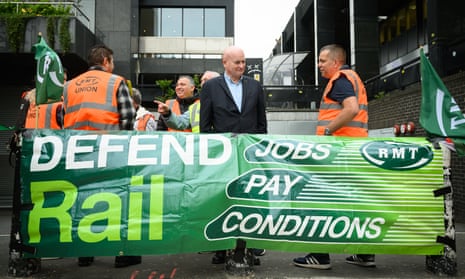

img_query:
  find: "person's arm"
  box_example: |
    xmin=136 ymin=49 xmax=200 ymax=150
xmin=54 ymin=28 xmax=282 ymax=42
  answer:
xmin=117 ymin=81 xmax=136 ymax=131
xmin=164 ymin=110 xmax=191 ymax=130
xmin=154 ymin=100 xmax=191 ymax=130
xmin=154 ymin=100 xmax=169 ymax=131
xmin=156 ymin=115 xmax=168 ymax=131
xmin=325 ymin=77 xmax=359 ymax=134
xmin=326 ymin=96 xmax=359 ymax=133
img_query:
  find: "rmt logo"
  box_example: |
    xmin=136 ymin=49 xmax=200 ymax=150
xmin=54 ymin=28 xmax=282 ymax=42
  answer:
xmin=360 ymin=141 xmax=433 ymax=171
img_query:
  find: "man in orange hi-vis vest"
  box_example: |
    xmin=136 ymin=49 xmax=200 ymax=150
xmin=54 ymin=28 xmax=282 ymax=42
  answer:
xmin=23 ymin=88 xmax=63 ymax=130
xmin=62 ymin=44 xmax=139 ymax=269
xmin=293 ymin=44 xmax=371 ymax=270
xmin=63 ymin=45 xmax=135 ymax=131
xmin=156 ymin=75 xmax=199 ymax=132
xmin=314 ymin=44 xmax=368 ymax=137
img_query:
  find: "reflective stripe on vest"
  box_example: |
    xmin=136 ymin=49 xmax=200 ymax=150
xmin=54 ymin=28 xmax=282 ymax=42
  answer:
xmin=189 ymin=102 xmax=200 ymax=133
xmin=24 ymin=102 xmax=62 ymax=129
xmin=316 ymin=69 xmax=368 ymax=137
xmin=63 ymin=70 xmax=120 ymax=130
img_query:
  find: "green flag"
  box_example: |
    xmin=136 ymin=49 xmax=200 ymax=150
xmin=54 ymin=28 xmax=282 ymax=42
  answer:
xmin=419 ymin=48 xmax=465 ymax=156
xmin=0 ymin=124 xmax=14 ymax=131
xmin=33 ymin=36 xmax=64 ymax=105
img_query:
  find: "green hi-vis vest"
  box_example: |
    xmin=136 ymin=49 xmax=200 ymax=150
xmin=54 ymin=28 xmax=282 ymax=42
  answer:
xmin=189 ymin=102 xmax=200 ymax=133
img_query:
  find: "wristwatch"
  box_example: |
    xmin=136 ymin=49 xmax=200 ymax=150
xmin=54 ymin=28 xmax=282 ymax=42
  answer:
xmin=324 ymin=127 xmax=332 ymax=136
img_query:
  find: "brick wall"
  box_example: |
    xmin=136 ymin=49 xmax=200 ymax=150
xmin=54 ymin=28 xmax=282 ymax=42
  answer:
xmin=368 ymin=71 xmax=465 ymax=222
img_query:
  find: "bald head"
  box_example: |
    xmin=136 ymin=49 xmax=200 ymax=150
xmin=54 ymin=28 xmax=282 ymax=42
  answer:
xmin=222 ymin=46 xmax=246 ymax=82
xmin=222 ymin=46 xmax=244 ymax=60
xmin=201 ymin=71 xmax=220 ymax=87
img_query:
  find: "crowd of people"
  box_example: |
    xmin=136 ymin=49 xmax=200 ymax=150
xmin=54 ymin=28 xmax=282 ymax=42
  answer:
xmin=17 ymin=43 xmax=370 ymax=274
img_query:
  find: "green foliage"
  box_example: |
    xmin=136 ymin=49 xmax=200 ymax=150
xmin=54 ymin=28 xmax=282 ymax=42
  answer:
xmin=193 ymin=74 xmax=201 ymax=90
xmin=0 ymin=1 xmax=71 ymax=16
xmin=0 ymin=3 xmax=17 ymax=14
xmin=374 ymin=91 xmax=385 ymax=100
xmin=155 ymin=80 xmax=175 ymax=102
xmin=2 ymin=15 xmax=28 ymax=52
xmin=0 ymin=1 xmax=72 ymax=52
xmin=47 ymin=17 xmax=56 ymax=48
xmin=59 ymin=17 xmax=71 ymax=53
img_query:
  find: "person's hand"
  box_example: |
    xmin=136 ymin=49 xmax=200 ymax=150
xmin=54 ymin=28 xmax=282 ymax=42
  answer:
xmin=154 ymin=100 xmax=170 ymax=116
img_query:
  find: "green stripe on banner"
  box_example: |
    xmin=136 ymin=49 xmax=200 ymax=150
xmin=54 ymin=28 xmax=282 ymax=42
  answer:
xmin=19 ymin=130 xmax=445 ymax=258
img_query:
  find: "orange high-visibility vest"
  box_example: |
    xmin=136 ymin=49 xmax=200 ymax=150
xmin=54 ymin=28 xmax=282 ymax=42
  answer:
xmin=24 ymin=102 xmax=62 ymax=129
xmin=166 ymin=99 xmax=199 ymax=132
xmin=63 ymin=70 xmax=122 ymax=130
xmin=136 ymin=113 xmax=155 ymax=131
xmin=316 ymin=69 xmax=368 ymax=137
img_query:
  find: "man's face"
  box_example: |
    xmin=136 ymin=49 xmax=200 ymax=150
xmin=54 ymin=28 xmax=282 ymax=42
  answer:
xmin=103 ymin=55 xmax=114 ymax=73
xmin=200 ymin=72 xmax=217 ymax=87
xmin=175 ymin=77 xmax=195 ymax=99
xmin=200 ymin=74 xmax=210 ymax=87
xmin=223 ymin=51 xmax=245 ymax=81
xmin=318 ymin=50 xmax=337 ymax=79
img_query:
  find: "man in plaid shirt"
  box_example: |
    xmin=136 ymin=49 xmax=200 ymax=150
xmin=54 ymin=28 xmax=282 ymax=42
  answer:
xmin=62 ymin=45 xmax=138 ymax=268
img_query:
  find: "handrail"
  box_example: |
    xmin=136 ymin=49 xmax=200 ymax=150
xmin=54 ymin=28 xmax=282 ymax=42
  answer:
xmin=364 ymin=57 xmax=421 ymax=85
xmin=364 ymin=46 xmax=428 ymax=85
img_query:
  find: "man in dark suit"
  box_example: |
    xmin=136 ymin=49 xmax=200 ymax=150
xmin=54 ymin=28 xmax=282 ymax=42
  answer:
xmin=200 ymin=46 xmax=267 ymax=273
xmin=200 ymin=46 xmax=267 ymax=134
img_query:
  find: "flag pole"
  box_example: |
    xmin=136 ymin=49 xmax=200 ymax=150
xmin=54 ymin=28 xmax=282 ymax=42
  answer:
xmin=420 ymin=45 xmax=463 ymax=275
xmin=34 ymin=32 xmax=42 ymax=129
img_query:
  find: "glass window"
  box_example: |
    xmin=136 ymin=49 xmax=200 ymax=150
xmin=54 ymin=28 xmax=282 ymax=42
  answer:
xmin=205 ymin=9 xmax=225 ymax=37
xmin=140 ymin=8 xmax=154 ymax=36
xmin=140 ymin=7 xmax=225 ymax=37
xmin=162 ymin=8 xmax=182 ymax=37
xmin=154 ymin=8 xmax=162 ymax=36
xmin=184 ymin=8 xmax=204 ymax=37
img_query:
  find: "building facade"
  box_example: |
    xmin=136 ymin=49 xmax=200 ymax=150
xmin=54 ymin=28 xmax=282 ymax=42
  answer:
xmin=269 ymin=0 xmax=465 ymax=98
xmin=135 ymin=0 xmax=235 ymax=101
xmin=268 ymin=0 xmax=465 ymax=220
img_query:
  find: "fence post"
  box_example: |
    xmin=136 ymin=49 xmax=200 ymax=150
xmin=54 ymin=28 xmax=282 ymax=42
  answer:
xmin=8 ymin=133 xmax=40 ymax=277
xmin=425 ymin=142 xmax=457 ymax=276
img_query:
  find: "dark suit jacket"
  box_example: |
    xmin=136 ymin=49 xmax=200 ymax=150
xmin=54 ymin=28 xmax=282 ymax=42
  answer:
xmin=200 ymin=74 xmax=267 ymax=134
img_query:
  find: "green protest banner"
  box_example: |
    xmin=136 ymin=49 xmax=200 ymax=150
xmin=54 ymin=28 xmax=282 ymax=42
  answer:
xmin=19 ymin=130 xmax=445 ymax=258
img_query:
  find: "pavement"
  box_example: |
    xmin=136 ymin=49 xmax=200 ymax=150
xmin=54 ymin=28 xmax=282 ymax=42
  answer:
xmin=0 ymin=209 xmax=464 ymax=279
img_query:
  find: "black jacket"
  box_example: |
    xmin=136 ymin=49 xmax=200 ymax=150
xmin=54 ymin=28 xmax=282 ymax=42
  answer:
xmin=200 ymin=75 xmax=267 ymax=134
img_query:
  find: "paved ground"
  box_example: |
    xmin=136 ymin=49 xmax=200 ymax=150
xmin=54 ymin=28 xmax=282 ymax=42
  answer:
xmin=0 ymin=209 xmax=464 ymax=279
